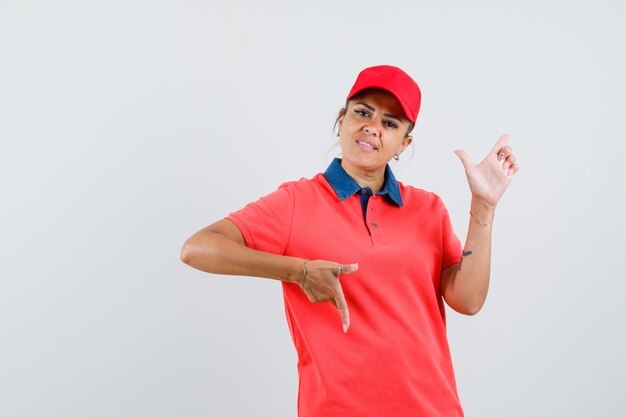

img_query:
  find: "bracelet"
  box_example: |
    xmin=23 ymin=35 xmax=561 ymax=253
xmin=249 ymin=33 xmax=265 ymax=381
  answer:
xmin=470 ymin=210 xmax=494 ymax=226
xmin=301 ymin=259 xmax=309 ymax=288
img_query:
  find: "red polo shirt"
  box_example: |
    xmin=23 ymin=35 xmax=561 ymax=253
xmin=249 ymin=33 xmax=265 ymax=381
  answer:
xmin=227 ymin=160 xmax=464 ymax=417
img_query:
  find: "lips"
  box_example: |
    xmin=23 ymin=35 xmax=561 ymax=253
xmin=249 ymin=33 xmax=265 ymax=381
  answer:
xmin=356 ymin=139 xmax=378 ymax=152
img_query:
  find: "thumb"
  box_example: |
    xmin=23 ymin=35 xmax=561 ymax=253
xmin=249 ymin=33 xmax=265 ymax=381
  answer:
xmin=338 ymin=263 xmax=359 ymax=275
xmin=454 ymin=149 xmax=474 ymax=173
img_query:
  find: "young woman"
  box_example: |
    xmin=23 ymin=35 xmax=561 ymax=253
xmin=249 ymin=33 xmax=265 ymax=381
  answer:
xmin=180 ymin=65 xmax=519 ymax=417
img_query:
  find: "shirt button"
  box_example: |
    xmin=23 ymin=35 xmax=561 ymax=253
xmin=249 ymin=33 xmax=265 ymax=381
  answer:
xmin=371 ymin=221 xmax=378 ymax=228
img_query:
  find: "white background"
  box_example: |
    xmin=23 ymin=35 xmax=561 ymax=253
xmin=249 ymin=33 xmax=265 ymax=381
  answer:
xmin=1 ymin=1 xmax=625 ymax=416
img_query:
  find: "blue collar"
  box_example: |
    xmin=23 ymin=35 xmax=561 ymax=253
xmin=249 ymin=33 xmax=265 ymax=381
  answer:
xmin=323 ymin=158 xmax=403 ymax=206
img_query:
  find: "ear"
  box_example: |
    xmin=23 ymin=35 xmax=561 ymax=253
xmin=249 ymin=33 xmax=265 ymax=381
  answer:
xmin=337 ymin=107 xmax=347 ymax=128
xmin=398 ymin=135 xmax=413 ymax=154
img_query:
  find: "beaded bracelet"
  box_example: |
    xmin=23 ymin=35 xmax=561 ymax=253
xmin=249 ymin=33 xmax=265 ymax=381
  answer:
xmin=470 ymin=210 xmax=494 ymax=226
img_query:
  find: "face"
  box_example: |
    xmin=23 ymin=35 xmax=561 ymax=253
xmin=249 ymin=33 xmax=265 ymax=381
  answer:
xmin=337 ymin=89 xmax=413 ymax=179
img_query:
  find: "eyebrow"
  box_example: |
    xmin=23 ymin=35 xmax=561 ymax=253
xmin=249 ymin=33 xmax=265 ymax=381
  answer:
xmin=355 ymin=102 xmax=403 ymax=123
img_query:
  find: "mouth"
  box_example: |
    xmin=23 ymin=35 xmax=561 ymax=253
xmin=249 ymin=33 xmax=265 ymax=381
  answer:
xmin=356 ymin=139 xmax=378 ymax=152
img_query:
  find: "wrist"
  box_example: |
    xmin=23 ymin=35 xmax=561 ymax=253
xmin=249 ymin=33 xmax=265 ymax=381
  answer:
xmin=471 ymin=196 xmax=496 ymax=216
xmin=300 ymin=259 xmax=309 ymax=289
xmin=470 ymin=196 xmax=496 ymax=226
xmin=285 ymin=257 xmax=307 ymax=286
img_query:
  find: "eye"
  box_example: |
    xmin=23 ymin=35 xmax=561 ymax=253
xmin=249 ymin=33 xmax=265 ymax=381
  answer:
xmin=384 ymin=120 xmax=398 ymax=129
xmin=354 ymin=109 xmax=369 ymax=118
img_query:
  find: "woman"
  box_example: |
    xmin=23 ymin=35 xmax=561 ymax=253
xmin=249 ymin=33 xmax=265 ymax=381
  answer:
xmin=180 ymin=65 xmax=519 ymax=417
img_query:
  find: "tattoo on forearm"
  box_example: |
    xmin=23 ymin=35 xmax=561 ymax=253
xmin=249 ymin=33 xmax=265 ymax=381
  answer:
xmin=458 ymin=250 xmax=473 ymax=270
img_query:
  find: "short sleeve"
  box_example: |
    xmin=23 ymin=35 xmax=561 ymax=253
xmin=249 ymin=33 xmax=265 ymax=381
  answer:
xmin=438 ymin=197 xmax=463 ymax=269
xmin=226 ymin=183 xmax=294 ymax=255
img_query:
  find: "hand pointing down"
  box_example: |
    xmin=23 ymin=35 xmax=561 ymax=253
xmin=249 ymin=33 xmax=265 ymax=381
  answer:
xmin=299 ymin=261 xmax=359 ymax=333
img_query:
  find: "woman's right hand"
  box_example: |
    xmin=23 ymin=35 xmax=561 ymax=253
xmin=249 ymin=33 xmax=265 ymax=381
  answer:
xmin=299 ymin=260 xmax=359 ymax=333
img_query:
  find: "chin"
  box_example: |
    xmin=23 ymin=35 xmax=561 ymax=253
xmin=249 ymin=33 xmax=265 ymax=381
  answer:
xmin=344 ymin=155 xmax=386 ymax=173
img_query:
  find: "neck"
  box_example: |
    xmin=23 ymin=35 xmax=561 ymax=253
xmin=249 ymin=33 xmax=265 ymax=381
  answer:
xmin=340 ymin=159 xmax=386 ymax=192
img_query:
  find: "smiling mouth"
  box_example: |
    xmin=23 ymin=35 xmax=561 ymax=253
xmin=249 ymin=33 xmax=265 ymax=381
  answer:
xmin=356 ymin=140 xmax=378 ymax=151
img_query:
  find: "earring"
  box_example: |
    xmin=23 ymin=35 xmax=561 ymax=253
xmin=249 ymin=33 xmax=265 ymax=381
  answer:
xmin=336 ymin=131 xmax=340 ymax=137
xmin=393 ymin=154 xmax=400 ymax=161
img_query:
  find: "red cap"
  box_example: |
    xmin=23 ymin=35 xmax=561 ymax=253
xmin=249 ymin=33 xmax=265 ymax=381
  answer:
xmin=346 ymin=65 xmax=421 ymax=123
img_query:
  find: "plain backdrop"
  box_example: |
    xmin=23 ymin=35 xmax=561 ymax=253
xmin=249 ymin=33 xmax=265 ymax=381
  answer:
xmin=1 ymin=1 xmax=625 ymax=416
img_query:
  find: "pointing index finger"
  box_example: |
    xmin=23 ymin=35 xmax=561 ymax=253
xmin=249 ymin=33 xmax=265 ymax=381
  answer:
xmin=334 ymin=283 xmax=350 ymax=333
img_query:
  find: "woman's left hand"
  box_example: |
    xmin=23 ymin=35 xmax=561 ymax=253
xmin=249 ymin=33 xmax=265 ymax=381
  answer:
xmin=454 ymin=133 xmax=519 ymax=206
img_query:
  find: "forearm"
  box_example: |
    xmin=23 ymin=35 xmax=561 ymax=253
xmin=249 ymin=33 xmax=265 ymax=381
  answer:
xmin=181 ymin=220 xmax=357 ymax=331
xmin=180 ymin=229 xmax=303 ymax=285
xmin=444 ymin=133 xmax=518 ymax=314
xmin=444 ymin=196 xmax=495 ymax=315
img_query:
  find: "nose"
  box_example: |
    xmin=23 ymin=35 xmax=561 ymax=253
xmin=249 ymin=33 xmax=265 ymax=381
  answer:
xmin=363 ymin=119 xmax=381 ymax=136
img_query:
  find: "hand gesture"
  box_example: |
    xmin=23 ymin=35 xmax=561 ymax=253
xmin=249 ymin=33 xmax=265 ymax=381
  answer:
xmin=299 ymin=260 xmax=359 ymax=333
xmin=454 ymin=134 xmax=520 ymax=206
